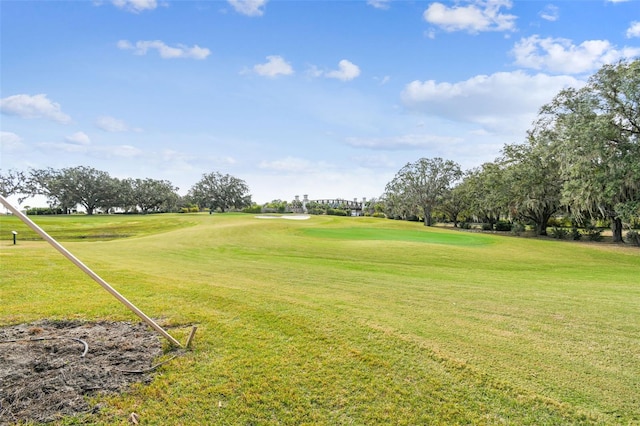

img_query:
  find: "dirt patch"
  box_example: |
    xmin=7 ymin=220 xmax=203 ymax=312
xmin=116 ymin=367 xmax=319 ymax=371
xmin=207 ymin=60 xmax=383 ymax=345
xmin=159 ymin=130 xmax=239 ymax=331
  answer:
xmin=0 ymin=320 xmax=167 ymax=425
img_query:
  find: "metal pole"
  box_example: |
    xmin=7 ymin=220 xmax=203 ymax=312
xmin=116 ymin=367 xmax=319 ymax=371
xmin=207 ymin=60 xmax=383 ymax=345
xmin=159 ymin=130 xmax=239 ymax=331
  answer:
xmin=0 ymin=195 xmax=182 ymax=347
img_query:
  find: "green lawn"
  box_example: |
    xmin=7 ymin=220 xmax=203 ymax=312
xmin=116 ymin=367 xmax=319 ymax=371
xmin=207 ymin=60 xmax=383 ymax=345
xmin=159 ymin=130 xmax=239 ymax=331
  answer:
xmin=1 ymin=213 xmax=639 ymax=425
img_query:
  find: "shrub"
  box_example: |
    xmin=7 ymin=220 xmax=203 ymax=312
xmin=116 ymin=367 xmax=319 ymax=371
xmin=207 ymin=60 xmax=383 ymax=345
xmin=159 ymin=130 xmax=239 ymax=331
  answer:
xmin=570 ymin=227 xmax=582 ymax=241
xmin=550 ymin=226 xmax=568 ymax=240
xmin=482 ymin=223 xmax=493 ymax=231
xmin=26 ymin=207 xmax=64 ymax=215
xmin=460 ymin=222 xmax=472 ymax=230
xmin=242 ymin=205 xmax=262 ymax=214
xmin=326 ymin=208 xmax=347 ymax=216
xmin=584 ymin=224 xmax=603 ymax=241
xmin=372 ymin=212 xmax=386 ymax=218
xmin=547 ymin=217 xmax=562 ymax=228
xmin=626 ymin=230 xmax=640 ymax=247
xmin=511 ymin=223 xmax=525 ymax=236
xmin=547 ymin=217 xmax=572 ymax=228
xmin=495 ymin=221 xmax=512 ymax=232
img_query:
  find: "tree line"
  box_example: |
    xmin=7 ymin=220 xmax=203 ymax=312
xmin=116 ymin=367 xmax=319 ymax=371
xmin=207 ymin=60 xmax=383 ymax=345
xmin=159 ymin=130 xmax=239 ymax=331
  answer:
xmin=2 ymin=60 xmax=638 ymax=243
xmin=0 ymin=167 xmax=253 ymax=216
xmin=382 ymin=59 xmax=639 ymax=244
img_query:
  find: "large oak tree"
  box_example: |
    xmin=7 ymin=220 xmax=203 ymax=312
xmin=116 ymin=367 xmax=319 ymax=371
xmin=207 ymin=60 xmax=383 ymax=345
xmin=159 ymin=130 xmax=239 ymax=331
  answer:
xmin=189 ymin=171 xmax=251 ymax=213
xmin=27 ymin=166 xmax=120 ymax=215
xmin=385 ymin=157 xmax=462 ymax=226
xmin=538 ymin=59 xmax=639 ymax=242
xmin=501 ymin=132 xmax=563 ymax=236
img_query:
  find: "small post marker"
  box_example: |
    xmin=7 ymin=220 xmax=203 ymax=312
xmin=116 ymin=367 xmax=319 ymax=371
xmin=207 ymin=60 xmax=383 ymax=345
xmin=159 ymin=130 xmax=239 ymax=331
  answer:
xmin=186 ymin=326 xmax=198 ymax=349
xmin=12 ymin=231 xmax=17 ymax=245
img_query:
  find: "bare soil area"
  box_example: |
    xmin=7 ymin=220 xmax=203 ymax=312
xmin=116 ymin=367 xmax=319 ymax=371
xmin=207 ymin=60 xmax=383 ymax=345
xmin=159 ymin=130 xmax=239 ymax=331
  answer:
xmin=0 ymin=320 xmax=165 ymax=425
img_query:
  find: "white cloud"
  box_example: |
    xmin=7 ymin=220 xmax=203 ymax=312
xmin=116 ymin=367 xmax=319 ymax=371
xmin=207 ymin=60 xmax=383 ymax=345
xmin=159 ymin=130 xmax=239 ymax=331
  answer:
xmin=117 ymin=39 xmax=211 ymax=60
xmin=325 ymin=60 xmax=361 ymax=81
xmin=307 ymin=60 xmax=361 ymax=81
xmin=95 ymin=115 xmax=132 ymax=132
xmin=423 ymin=0 xmax=517 ymax=34
xmin=253 ymin=55 xmax=294 ymax=77
xmin=512 ymin=35 xmax=640 ymax=74
xmin=0 ymin=131 xmax=24 ymax=152
xmin=111 ymin=0 xmax=158 ymax=13
xmin=627 ymin=21 xmax=640 ymax=38
xmin=401 ymin=70 xmax=581 ymax=134
xmin=539 ymin=4 xmax=559 ymax=22
xmin=367 ymin=0 xmax=391 ymax=10
xmin=228 ymin=0 xmax=267 ymax=17
xmin=345 ymin=134 xmax=462 ymax=150
xmin=65 ymin=131 xmax=91 ymax=145
xmin=0 ymin=94 xmax=72 ymax=124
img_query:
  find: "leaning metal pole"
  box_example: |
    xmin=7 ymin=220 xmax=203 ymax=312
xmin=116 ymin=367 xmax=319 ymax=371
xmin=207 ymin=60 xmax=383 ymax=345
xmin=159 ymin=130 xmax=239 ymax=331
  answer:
xmin=0 ymin=194 xmax=182 ymax=348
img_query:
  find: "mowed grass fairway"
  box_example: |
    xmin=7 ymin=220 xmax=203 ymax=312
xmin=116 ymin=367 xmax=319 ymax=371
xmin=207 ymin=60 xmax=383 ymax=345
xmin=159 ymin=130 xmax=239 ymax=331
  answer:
xmin=1 ymin=213 xmax=639 ymax=425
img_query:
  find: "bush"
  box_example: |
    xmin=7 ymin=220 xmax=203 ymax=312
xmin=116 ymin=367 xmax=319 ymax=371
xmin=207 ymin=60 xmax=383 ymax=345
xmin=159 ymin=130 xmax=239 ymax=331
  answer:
xmin=584 ymin=224 xmax=603 ymax=241
xmin=372 ymin=212 xmax=386 ymax=218
xmin=626 ymin=230 xmax=640 ymax=247
xmin=547 ymin=217 xmax=572 ymax=228
xmin=495 ymin=221 xmax=512 ymax=232
xmin=570 ymin=226 xmax=582 ymax=241
xmin=326 ymin=208 xmax=347 ymax=216
xmin=26 ymin=207 xmax=64 ymax=215
xmin=179 ymin=206 xmax=201 ymax=213
xmin=482 ymin=223 xmax=493 ymax=231
xmin=550 ymin=226 xmax=569 ymax=240
xmin=460 ymin=222 xmax=472 ymax=230
xmin=242 ymin=205 xmax=262 ymax=214
xmin=547 ymin=217 xmax=561 ymax=228
xmin=511 ymin=223 xmax=525 ymax=236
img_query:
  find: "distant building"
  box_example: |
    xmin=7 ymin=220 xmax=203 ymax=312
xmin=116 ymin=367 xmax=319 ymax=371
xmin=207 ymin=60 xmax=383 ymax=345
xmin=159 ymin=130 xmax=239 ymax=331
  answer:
xmin=291 ymin=195 xmax=366 ymax=216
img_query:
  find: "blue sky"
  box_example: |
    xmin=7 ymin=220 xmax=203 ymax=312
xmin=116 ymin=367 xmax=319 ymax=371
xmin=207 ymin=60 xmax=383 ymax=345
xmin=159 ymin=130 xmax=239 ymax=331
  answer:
xmin=1 ymin=0 xmax=639 ymax=205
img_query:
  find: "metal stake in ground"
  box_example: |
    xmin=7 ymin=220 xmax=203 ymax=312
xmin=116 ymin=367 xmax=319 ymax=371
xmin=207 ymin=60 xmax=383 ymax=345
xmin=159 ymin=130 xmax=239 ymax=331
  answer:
xmin=0 ymin=194 xmax=183 ymax=348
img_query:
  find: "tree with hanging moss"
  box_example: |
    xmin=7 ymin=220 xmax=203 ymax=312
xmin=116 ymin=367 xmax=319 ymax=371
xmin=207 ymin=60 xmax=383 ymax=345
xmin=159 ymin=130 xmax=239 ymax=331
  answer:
xmin=537 ymin=59 xmax=639 ymax=242
xmin=500 ymin=131 xmax=563 ymax=236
